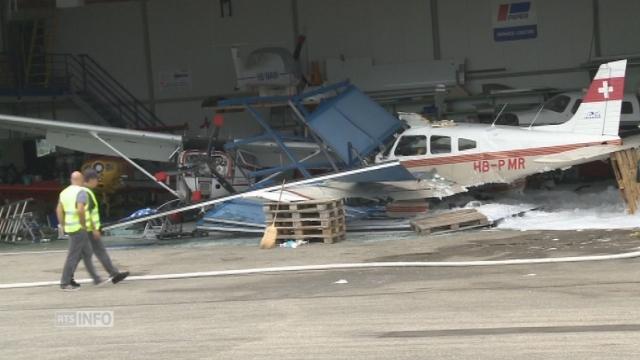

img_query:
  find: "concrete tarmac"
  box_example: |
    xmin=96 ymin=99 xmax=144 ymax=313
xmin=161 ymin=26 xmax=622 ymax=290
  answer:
xmin=2 ymin=229 xmax=640 ymax=359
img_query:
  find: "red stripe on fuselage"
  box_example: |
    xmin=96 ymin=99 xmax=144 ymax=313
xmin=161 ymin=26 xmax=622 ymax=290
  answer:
xmin=401 ymin=140 xmax=621 ymax=168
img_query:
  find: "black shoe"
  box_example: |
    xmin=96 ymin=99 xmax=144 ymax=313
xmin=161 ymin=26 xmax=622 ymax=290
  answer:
xmin=111 ymin=271 xmax=129 ymax=284
xmin=70 ymin=279 xmax=81 ymax=288
xmin=60 ymin=283 xmax=80 ymax=291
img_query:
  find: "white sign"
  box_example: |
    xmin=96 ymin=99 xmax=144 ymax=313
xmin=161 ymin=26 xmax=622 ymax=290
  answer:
xmin=159 ymin=69 xmax=192 ymax=90
xmin=36 ymin=139 xmax=56 ymax=158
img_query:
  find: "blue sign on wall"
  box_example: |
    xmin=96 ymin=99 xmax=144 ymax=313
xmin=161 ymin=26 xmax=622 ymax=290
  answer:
xmin=494 ymin=24 xmax=537 ymax=41
xmin=492 ymin=1 xmax=538 ymax=42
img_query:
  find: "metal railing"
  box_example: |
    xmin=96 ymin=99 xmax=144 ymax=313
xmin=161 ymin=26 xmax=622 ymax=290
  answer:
xmin=0 ymin=198 xmax=43 ymax=243
xmin=0 ymin=52 xmax=166 ymax=129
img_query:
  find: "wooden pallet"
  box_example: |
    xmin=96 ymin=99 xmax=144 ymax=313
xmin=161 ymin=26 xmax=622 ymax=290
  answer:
xmin=410 ymin=209 xmax=490 ymax=235
xmin=271 ymin=216 xmax=344 ymax=229
xmin=264 ymin=198 xmax=346 ymax=244
xmin=263 ymin=199 xmax=343 ymax=213
xmin=275 ymin=225 xmax=346 ymax=244
xmin=265 ymin=208 xmax=345 ymax=222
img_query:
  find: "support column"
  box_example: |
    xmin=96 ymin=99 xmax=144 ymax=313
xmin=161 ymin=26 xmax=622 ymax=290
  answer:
xmin=430 ymin=0 xmax=441 ymax=60
xmin=141 ymin=0 xmax=156 ymax=113
xmin=592 ymin=0 xmax=601 ymax=58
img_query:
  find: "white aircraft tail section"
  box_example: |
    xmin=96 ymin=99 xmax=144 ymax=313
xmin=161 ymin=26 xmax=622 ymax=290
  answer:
xmin=549 ymin=59 xmax=627 ymax=137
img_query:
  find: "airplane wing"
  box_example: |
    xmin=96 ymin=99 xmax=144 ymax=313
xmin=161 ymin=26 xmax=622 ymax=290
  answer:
xmin=270 ymin=179 xmax=467 ymax=202
xmin=0 ymin=114 xmax=183 ymax=162
xmin=534 ymin=135 xmax=640 ymax=164
xmin=251 ymin=161 xmax=422 ymax=201
xmin=533 ymin=145 xmax=620 ymax=164
xmin=103 ymin=161 xmax=467 ymax=230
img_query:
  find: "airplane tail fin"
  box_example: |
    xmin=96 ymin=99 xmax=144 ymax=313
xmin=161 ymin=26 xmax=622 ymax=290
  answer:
xmin=551 ymin=59 xmax=626 ymax=137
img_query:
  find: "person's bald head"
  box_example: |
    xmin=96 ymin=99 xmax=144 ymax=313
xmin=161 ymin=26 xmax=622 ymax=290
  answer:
xmin=70 ymin=171 xmax=84 ymax=186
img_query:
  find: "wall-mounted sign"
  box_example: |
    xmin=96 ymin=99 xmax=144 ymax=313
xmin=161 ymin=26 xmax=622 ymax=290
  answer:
xmin=36 ymin=139 xmax=56 ymax=158
xmin=159 ymin=69 xmax=192 ymax=91
xmin=492 ymin=1 xmax=537 ymax=42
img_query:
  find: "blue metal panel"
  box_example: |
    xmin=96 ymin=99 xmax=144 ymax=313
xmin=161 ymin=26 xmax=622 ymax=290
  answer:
xmin=305 ymin=85 xmax=402 ymax=167
xmin=244 ymin=105 xmax=312 ymax=178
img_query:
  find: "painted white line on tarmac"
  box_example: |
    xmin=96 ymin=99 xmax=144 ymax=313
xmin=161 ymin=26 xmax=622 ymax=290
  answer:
xmin=0 ymin=250 xmax=67 ymax=256
xmin=2 ymin=249 xmax=640 ymax=290
xmin=0 ymin=245 xmax=141 ymax=256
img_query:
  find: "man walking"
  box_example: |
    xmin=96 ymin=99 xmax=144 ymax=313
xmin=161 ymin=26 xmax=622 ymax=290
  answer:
xmin=82 ymin=169 xmax=129 ymax=284
xmin=58 ymin=171 xmax=101 ymax=290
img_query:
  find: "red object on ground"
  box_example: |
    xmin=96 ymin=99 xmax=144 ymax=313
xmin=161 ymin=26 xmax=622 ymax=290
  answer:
xmin=191 ymin=191 xmax=202 ymax=202
xmin=168 ymin=213 xmax=182 ymax=223
xmin=213 ymin=114 xmax=224 ymax=127
xmin=155 ymin=171 xmax=168 ymax=182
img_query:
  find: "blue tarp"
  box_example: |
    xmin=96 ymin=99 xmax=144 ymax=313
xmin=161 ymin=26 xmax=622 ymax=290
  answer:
xmin=198 ymin=199 xmax=266 ymax=227
xmin=122 ymin=208 xmax=158 ymax=221
xmin=199 ymin=199 xmax=393 ymax=228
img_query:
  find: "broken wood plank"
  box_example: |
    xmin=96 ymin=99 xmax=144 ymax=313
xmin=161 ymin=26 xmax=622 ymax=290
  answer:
xmin=610 ymin=149 xmax=640 ymax=214
xmin=410 ymin=209 xmax=490 ymax=235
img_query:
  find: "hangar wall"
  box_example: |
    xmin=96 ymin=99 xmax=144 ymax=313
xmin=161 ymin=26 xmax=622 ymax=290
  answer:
xmin=40 ymin=0 xmax=640 ymax=132
xmin=298 ymin=0 xmax=434 ymax=64
xmin=600 ymin=1 xmax=640 ymax=56
xmin=146 ymin=0 xmax=293 ymax=139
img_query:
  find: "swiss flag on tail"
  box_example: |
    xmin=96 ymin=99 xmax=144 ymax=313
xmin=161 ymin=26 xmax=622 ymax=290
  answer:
xmin=550 ymin=59 xmax=627 ymax=137
xmin=583 ymin=77 xmax=624 ymax=102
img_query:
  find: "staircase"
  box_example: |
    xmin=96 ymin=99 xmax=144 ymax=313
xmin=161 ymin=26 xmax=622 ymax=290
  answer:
xmin=67 ymin=54 xmax=166 ymax=129
xmin=0 ymin=52 xmax=167 ymax=129
xmin=0 ymin=3 xmax=166 ymax=129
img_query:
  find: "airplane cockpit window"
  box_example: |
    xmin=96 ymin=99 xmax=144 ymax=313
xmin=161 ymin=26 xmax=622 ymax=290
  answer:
xmin=394 ymin=135 xmax=427 ymax=156
xmin=430 ymin=136 xmax=451 ymax=154
xmin=570 ymin=99 xmax=582 ymax=114
xmin=458 ymin=138 xmax=477 ymax=151
xmin=544 ymin=95 xmax=571 ymax=113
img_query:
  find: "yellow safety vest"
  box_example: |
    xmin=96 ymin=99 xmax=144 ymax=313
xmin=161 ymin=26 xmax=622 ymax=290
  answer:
xmin=84 ymin=187 xmax=101 ymax=231
xmin=59 ymin=185 xmax=83 ymax=233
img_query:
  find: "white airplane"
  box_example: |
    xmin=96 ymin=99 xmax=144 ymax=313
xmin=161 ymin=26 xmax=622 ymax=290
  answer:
xmin=259 ymin=59 xmax=637 ymax=203
xmin=502 ymin=90 xmax=640 ymax=129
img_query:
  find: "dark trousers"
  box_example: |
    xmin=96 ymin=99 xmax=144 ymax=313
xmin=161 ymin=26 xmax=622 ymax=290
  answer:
xmin=88 ymin=232 xmax=119 ymax=277
xmin=61 ymin=231 xmax=100 ymax=285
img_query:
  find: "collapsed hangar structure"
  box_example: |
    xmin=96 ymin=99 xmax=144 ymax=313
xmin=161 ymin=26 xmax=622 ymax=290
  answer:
xmin=1 ymin=0 xmax=640 ymax=243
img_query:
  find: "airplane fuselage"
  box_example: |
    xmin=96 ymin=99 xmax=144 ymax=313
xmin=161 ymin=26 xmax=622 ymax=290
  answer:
xmin=378 ymin=123 xmax=621 ymax=188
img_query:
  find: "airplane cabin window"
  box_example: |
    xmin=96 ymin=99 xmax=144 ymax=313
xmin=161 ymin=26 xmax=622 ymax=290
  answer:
xmin=430 ymin=136 xmax=451 ymax=154
xmin=622 ymin=101 xmax=633 ymax=114
xmin=545 ymin=95 xmax=571 ymax=113
xmin=394 ymin=135 xmax=427 ymax=156
xmin=458 ymin=138 xmax=477 ymax=151
xmin=570 ymin=99 xmax=582 ymax=114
